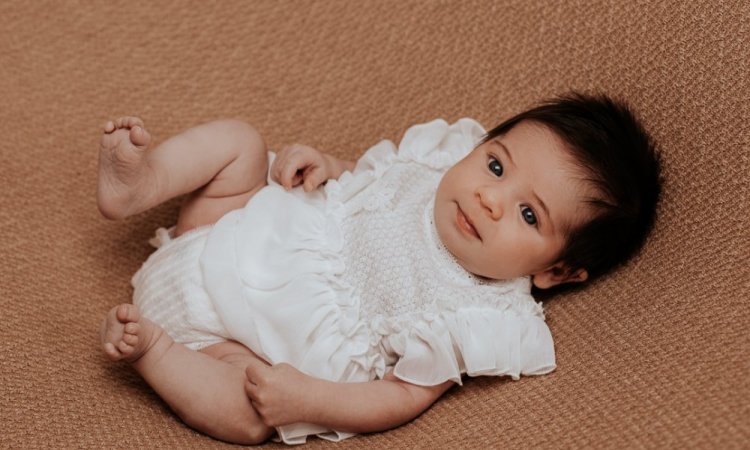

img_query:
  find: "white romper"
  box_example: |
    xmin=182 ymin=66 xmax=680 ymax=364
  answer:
xmin=132 ymin=118 xmax=556 ymax=444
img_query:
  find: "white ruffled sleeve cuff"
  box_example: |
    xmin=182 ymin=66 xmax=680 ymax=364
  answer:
xmin=397 ymin=118 xmax=486 ymax=169
xmin=329 ymin=118 xmax=485 ymax=203
xmin=378 ymin=306 xmax=556 ymax=387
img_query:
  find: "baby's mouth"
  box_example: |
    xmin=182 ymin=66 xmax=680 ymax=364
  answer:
xmin=456 ymin=204 xmax=481 ymax=241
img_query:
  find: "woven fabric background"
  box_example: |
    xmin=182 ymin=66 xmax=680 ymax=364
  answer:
xmin=1 ymin=0 xmax=747 ymax=448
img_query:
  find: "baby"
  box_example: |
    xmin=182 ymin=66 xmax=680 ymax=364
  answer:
xmin=98 ymin=93 xmax=661 ymax=445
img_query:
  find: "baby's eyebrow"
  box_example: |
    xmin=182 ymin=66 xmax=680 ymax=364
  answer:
xmin=494 ymin=139 xmax=516 ymax=169
xmin=532 ymin=191 xmax=552 ymax=229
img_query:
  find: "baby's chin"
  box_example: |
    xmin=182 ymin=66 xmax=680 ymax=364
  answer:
xmin=439 ymin=234 xmax=514 ymax=281
xmin=435 ymin=206 xmax=477 ymax=269
xmin=438 ymin=231 xmax=493 ymax=278
xmin=457 ymin=258 xmax=502 ymax=281
xmin=434 ymin=198 xmax=504 ymax=279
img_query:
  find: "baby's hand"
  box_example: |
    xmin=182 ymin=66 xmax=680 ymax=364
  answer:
xmin=271 ymin=144 xmax=333 ymax=192
xmin=245 ymin=360 xmax=312 ymax=427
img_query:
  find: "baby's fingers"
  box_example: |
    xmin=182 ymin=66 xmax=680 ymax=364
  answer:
xmin=270 ymin=152 xmax=294 ymax=189
xmin=277 ymin=160 xmax=305 ymax=190
xmin=245 ymin=363 xmax=270 ymax=410
xmin=244 ymin=378 xmax=258 ymax=402
xmin=277 ymin=150 xmax=317 ymax=190
xmin=302 ymin=166 xmax=327 ymax=192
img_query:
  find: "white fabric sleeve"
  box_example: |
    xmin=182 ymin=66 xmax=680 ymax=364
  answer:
xmin=381 ymin=307 xmax=556 ymax=386
xmin=331 ymin=118 xmax=485 ymax=203
xmin=397 ymin=117 xmax=486 ymax=169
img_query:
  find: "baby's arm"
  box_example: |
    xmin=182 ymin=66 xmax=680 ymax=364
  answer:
xmin=271 ymin=144 xmax=355 ymax=191
xmin=245 ymin=361 xmax=454 ymax=433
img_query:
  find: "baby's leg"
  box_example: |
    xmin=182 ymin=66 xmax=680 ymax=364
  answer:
xmin=101 ymin=304 xmax=274 ymax=444
xmin=97 ymin=117 xmax=268 ymax=235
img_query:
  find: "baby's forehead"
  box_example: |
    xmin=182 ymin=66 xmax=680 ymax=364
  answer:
xmin=499 ymin=135 xmax=600 ymax=229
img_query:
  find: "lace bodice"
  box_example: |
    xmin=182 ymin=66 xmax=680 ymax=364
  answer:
xmin=342 ymin=166 xmax=539 ymax=321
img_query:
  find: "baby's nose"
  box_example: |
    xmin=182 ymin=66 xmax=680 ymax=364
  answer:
xmin=476 ymin=188 xmax=503 ymax=221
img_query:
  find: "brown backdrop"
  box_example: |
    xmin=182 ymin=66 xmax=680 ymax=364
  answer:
xmin=2 ymin=0 xmax=748 ymax=448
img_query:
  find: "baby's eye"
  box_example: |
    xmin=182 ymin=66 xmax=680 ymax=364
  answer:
xmin=488 ymin=157 xmax=503 ymax=177
xmin=521 ymin=206 xmax=538 ymax=226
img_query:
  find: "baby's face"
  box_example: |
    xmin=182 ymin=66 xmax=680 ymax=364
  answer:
xmin=434 ymin=120 xmax=595 ymax=287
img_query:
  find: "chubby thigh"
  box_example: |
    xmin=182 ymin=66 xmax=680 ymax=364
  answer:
xmin=174 ymin=122 xmax=271 ymax=237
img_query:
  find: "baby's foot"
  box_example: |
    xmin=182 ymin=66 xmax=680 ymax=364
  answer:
xmin=97 ymin=116 xmax=156 ymax=219
xmin=100 ymin=304 xmax=157 ymax=362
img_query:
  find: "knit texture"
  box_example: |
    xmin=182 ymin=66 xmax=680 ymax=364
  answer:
xmin=1 ymin=0 xmax=747 ymax=448
xmin=132 ymin=226 xmax=229 ymax=350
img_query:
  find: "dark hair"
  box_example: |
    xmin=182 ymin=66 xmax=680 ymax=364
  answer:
xmin=483 ymin=92 xmax=662 ymax=281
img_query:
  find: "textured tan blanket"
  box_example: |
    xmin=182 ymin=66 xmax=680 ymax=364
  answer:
xmin=2 ymin=0 xmax=747 ymax=448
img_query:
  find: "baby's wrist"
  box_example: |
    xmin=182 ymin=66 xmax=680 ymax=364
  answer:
xmin=322 ymin=153 xmax=339 ymax=179
xmin=323 ymin=153 xmax=353 ymax=180
xmin=295 ymin=376 xmax=327 ymax=424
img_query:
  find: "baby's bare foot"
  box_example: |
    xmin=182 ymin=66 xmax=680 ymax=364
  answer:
xmin=100 ymin=304 xmax=157 ymax=362
xmin=97 ymin=116 xmax=157 ymax=219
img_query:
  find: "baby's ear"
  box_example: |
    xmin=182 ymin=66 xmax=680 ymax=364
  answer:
xmin=531 ymin=262 xmax=588 ymax=289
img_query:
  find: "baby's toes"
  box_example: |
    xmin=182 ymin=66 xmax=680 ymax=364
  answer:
xmin=113 ymin=116 xmax=133 ymax=129
xmin=117 ymin=340 xmax=135 ymax=355
xmin=124 ymin=321 xmax=139 ymax=335
xmin=116 ymin=304 xmax=140 ymax=324
xmin=100 ymin=128 xmax=120 ymax=150
xmin=122 ymin=322 xmax=140 ymax=346
xmin=103 ymin=342 xmax=123 ymax=361
xmin=103 ymin=120 xmax=116 ymax=133
xmin=122 ymin=116 xmax=144 ymax=129
xmin=121 ymin=331 xmax=139 ymax=346
xmin=129 ymin=126 xmax=151 ymax=148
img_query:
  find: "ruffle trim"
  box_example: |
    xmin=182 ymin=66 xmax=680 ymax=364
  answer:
xmin=369 ymin=304 xmax=555 ymax=387
xmin=325 ymin=118 xmax=485 ymax=211
xmin=397 ymin=117 xmax=487 ymax=169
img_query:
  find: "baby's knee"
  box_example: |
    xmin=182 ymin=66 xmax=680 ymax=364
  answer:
xmin=243 ymin=422 xmax=275 ymax=445
xmin=217 ymin=119 xmax=267 ymax=158
xmin=221 ymin=414 xmax=274 ymax=445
